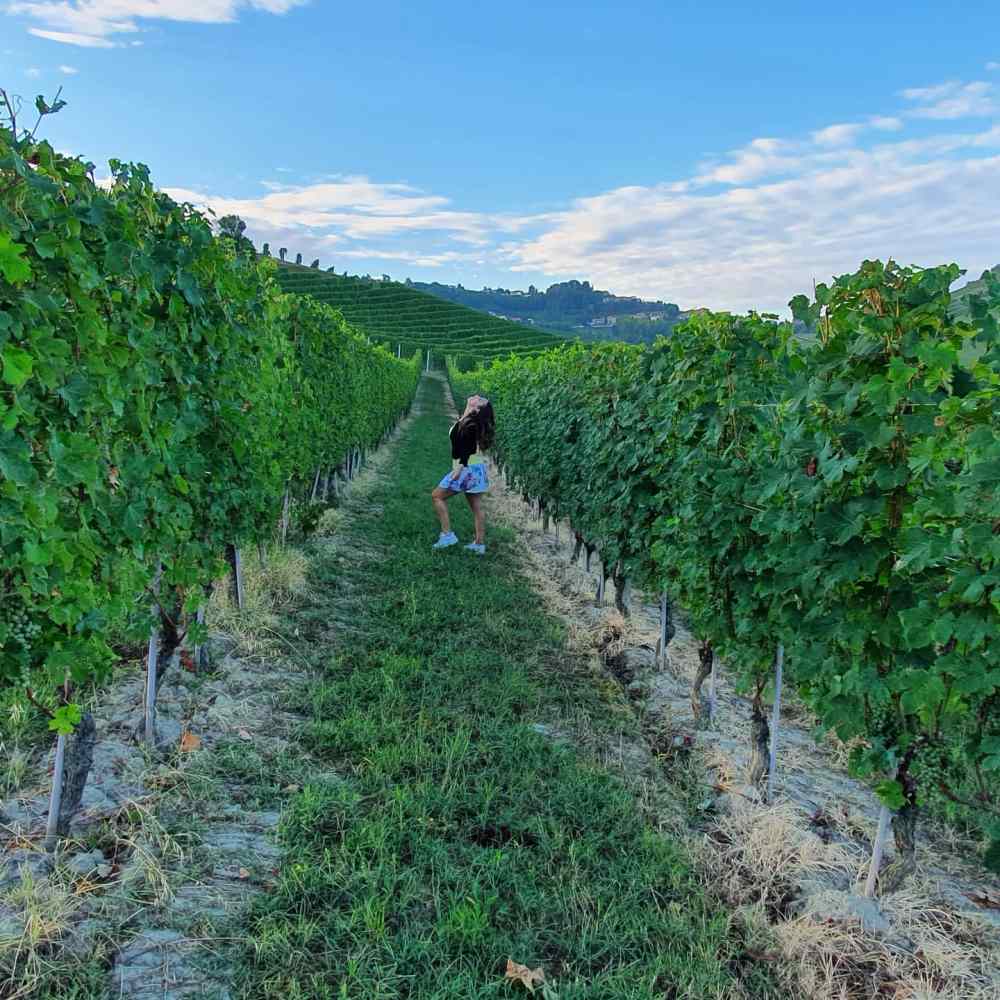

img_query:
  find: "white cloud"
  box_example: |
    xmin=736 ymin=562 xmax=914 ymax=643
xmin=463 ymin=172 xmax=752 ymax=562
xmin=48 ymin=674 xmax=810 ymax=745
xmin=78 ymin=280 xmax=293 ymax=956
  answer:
xmin=10 ymin=0 xmax=309 ymax=47
xmin=901 ymin=79 xmax=996 ymax=119
xmin=503 ymin=117 xmax=1000 ymax=312
xmin=58 ymin=62 xmax=77 ymax=72
xmin=25 ymin=65 xmax=40 ymax=76
xmin=812 ymin=122 xmax=863 ymax=147
xmin=987 ymin=61 xmax=999 ymax=71
xmin=29 ymin=27 xmax=114 ymax=45
xmin=869 ymin=115 xmax=902 ymax=131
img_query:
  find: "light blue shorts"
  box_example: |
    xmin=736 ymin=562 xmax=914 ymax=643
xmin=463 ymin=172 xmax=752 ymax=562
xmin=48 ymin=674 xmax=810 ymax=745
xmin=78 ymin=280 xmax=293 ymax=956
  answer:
xmin=437 ymin=463 xmax=489 ymax=494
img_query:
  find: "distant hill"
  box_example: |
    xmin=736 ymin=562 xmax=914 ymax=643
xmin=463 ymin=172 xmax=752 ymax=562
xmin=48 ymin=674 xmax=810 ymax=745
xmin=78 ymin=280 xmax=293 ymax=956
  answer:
xmin=408 ymin=278 xmax=685 ymax=343
xmin=272 ymin=263 xmax=568 ymax=366
xmin=950 ymin=265 xmax=1000 ymax=318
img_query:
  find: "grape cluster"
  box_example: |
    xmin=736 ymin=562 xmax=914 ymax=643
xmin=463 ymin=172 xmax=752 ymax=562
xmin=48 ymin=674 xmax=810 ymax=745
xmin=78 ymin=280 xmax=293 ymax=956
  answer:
xmin=0 ymin=603 xmax=42 ymax=653
xmin=866 ymin=694 xmax=897 ymax=739
xmin=910 ymin=740 xmax=958 ymax=807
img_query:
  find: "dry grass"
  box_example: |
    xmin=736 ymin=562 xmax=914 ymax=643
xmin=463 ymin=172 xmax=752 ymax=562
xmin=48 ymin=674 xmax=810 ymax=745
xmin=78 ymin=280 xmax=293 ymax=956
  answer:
xmin=702 ymin=799 xmax=855 ymax=909
xmin=700 ymin=800 xmax=1000 ymax=999
xmin=0 ymin=865 xmax=83 ymax=999
xmin=207 ymin=545 xmax=310 ymax=658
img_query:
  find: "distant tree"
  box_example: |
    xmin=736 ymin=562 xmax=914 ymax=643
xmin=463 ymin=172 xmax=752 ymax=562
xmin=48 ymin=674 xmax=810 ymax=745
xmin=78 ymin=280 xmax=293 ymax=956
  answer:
xmin=262 ymin=243 xmax=271 ymax=257
xmin=217 ymin=214 xmax=254 ymax=257
xmin=279 ymin=248 xmax=287 ymax=261
xmin=382 ymin=274 xmax=391 ymax=282
xmin=295 ymin=253 xmax=303 ymax=265
xmin=311 ymin=259 xmax=320 ymax=268
xmin=326 ymin=265 xmax=337 ymax=272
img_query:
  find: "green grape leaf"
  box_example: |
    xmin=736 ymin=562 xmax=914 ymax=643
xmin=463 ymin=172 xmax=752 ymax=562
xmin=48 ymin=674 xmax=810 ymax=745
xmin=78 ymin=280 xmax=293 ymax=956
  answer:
xmin=49 ymin=703 xmax=82 ymax=735
xmin=0 ymin=232 xmax=32 ymax=284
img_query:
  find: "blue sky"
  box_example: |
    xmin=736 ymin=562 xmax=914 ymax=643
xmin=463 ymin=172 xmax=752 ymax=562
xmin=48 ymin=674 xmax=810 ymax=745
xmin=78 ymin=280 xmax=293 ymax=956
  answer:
xmin=2 ymin=0 xmax=999 ymax=312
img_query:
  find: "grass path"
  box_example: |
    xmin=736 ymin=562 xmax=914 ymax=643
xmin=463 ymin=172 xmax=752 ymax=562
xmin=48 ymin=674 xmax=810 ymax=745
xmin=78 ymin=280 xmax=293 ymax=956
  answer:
xmin=234 ymin=375 xmax=775 ymax=999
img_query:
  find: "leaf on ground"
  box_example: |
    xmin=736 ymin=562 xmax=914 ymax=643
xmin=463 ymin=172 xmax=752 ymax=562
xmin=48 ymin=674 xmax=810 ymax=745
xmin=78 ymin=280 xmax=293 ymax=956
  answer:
xmin=965 ymin=888 xmax=1000 ymax=909
xmin=505 ymin=959 xmax=546 ymax=992
xmin=238 ymin=867 xmax=250 ymax=879
xmin=237 ymin=728 xmax=253 ymax=740
xmin=179 ymin=731 xmax=201 ymax=752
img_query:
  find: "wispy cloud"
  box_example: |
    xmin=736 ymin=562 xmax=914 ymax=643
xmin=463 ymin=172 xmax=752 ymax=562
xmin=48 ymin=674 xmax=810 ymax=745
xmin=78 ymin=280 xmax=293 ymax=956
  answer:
xmin=58 ymin=63 xmax=77 ymax=72
xmin=900 ymin=79 xmax=996 ymax=119
xmin=812 ymin=123 xmax=864 ymax=147
xmin=25 ymin=65 xmax=40 ymax=76
xmin=987 ymin=61 xmax=999 ymax=71
xmin=8 ymin=0 xmax=309 ymax=47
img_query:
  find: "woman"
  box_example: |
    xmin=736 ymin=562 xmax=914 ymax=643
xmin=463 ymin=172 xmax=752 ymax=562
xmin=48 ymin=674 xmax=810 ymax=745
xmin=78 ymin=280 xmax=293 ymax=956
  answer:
xmin=431 ymin=394 xmax=495 ymax=554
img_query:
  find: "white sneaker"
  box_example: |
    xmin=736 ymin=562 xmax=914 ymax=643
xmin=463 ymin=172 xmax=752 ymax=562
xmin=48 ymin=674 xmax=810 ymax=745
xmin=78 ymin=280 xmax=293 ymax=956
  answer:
xmin=464 ymin=542 xmax=485 ymax=556
xmin=433 ymin=531 xmax=458 ymax=549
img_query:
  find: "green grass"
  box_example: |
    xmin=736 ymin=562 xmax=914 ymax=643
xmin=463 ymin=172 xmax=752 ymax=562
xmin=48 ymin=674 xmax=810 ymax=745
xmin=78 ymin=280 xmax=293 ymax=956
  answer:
xmin=234 ymin=376 xmax=775 ymax=999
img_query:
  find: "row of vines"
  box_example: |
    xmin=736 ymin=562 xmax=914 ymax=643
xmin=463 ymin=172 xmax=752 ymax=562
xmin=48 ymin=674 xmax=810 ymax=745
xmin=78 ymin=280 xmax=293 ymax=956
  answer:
xmin=450 ymin=259 xmax=1000 ymax=889
xmin=0 ymin=97 xmax=420 ymax=842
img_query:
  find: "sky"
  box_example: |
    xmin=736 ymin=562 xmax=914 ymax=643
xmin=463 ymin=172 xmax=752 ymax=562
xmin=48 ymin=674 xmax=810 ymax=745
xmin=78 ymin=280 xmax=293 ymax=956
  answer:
xmin=2 ymin=0 xmax=999 ymax=313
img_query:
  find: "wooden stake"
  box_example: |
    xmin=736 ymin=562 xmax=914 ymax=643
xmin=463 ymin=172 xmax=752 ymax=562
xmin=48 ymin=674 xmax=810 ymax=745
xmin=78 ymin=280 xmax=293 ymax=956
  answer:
xmin=864 ymin=805 xmax=892 ymax=897
xmin=658 ymin=592 xmax=670 ymax=669
xmin=144 ymin=561 xmax=162 ymax=747
xmin=595 ymin=563 xmax=605 ymax=606
xmin=226 ymin=544 xmax=244 ymax=611
xmin=43 ymin=733 xmax=66 ymax=851
xmin=194 ymin=603 xmax=208 ymax=672
xmin=767 ymin=643 xmax=784 ymax=804
xmin=280 ymin=488 xmax=290 ymax=546
xmin=708 ymin=653 xmax=718 ymax=724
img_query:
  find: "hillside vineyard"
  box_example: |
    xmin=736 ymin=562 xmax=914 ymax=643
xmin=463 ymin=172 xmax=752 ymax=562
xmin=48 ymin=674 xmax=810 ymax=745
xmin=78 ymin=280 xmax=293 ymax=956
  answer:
xmin=273 ymin=262 xmax=568 ymax=370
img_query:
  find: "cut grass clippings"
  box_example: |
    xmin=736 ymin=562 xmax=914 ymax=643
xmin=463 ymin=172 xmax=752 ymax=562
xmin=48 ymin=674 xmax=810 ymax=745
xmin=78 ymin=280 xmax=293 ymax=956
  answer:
xmin=235 ymin=376 xmax=778 ymax=999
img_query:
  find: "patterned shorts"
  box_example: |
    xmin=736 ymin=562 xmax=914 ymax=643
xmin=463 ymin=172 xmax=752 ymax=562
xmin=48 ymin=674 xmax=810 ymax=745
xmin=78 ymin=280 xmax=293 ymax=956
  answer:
xmin=437 ymin=463 xmax=489 ymax=494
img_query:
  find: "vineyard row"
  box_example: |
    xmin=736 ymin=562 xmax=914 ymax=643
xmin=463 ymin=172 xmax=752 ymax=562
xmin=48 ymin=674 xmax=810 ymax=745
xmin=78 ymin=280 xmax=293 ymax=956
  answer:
xmin=450 ymin=259 xmax=1000 ymax=890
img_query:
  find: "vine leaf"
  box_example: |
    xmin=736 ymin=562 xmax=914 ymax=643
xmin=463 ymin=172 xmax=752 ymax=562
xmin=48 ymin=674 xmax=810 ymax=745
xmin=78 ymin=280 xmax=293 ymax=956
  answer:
xmin=179 ymin=731 xmax=201 ymax=752
xmin=49 ymin=703 xmax=82 ymax=735
xmin=504 ymin=959 xmax=546 ymax=992
xmin=0 ymin=233 xmax=32 ymax=284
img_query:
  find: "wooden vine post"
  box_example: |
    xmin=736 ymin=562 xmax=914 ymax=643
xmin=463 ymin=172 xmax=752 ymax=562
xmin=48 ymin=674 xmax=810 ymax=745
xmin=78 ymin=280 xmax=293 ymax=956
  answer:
xmin=864 ymin=804 xmax=893 ymax=897
xmin=708 ymin=652 xmax=718 ymax=724
xmin=766 ymin=643 xmax=784 ymax=803
xmin=657 ymin=592 xmax=674 ymax=670
xmin=280 ymin=487 xmax=291 ymax=546
xmin=43 ymin=712 xmax=67 ymax=851
xmin=144 ymin=561 xmax=163 ymax=746
xmin=226 ymin=544 xmax=244 ymax=611
xmin=595 ymin=562 xmax=606 ymax=607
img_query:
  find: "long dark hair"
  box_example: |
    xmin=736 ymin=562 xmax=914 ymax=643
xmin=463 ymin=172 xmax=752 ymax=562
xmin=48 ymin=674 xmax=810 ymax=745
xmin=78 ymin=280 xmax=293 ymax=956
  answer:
xmin=460 ymin=398 xmax=495 ymax=452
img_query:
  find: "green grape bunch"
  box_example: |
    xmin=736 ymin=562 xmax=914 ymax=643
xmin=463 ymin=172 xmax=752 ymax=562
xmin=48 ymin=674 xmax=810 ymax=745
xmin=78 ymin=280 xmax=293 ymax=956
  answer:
xmin=0 ymin=601 xmax=42 ymax=653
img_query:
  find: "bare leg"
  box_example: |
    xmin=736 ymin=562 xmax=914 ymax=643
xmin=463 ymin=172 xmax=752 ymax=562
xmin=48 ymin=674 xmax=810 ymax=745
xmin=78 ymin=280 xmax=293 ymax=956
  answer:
xmin=432 ymin=486 xmax=456 ymax=534
xmin=465 ymin=492 xmax=485 ymax=545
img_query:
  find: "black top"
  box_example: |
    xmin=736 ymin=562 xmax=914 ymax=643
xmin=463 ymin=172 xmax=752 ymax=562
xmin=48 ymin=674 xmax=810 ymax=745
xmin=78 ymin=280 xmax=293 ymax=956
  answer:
xmin=450 ymin=419 xmax=479 ymax=467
